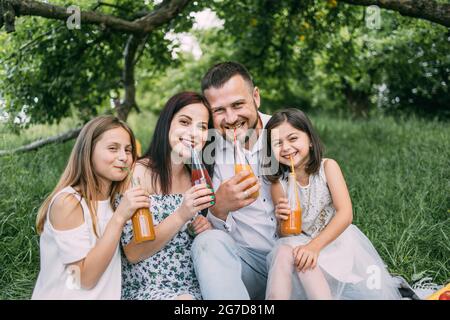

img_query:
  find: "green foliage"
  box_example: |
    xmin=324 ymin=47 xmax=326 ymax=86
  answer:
xmin=135 ymin=28 xmax=234 ymax=112
xmin=1 ymin=18 xmax=127 ymax=128
xmin=0 ymin=113 xmax=448 ymax=299
xmin=0 ymin=0 xmax=207 ymax=129
xmin=0 ymin=0 xmax=449 ymax=133
xmin=209 ymin=0 xmax=450 ymax=118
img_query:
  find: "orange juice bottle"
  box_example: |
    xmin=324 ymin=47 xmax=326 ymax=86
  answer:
xmin=131 ymin=177 xmax=155 ymax=243
xmin=234 ymin=138 xmax=259 ymax=199
xmin=280 ymin=173 xmax=302 ymax=236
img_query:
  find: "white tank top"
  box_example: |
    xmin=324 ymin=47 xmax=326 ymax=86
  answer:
xmin=32 ymin=186 xmax=121 ymax=300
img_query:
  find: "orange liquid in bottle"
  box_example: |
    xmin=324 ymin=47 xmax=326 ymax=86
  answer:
xmin=235 ymin=164 xmax=259 ymax=199
xmin=132 ymin=207 xmax=156 ymax=243
xmin=280 ymin=173 xmax=302 ymax=236
xmin=280 ymin=206 xmax=302 ymax=236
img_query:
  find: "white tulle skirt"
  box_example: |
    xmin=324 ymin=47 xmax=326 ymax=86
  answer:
xmin=266 ymin=224 xmax=402 ymax=300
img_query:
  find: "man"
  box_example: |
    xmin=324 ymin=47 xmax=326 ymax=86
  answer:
xmin=191 ymin=62 xmax=278 ymax=299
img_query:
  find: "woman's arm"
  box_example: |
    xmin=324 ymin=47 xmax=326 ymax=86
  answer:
xmin=122 ymin=163 xmax=212 ymax=263
xmin=121 ymin=163 xmax=187 ymax=263
xmin=123 ymin=210 xmax=188 ymax=263
xmin=308 ymin=159 xmax=353 ymax=251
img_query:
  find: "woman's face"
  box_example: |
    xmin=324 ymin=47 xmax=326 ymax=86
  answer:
xmin=92 ymin=127 xmax=133 ymax=183
xmin=270 ymin=121 xmax=311 ymax=168
xmin=169 ymin=103 xmax=210 ymax=162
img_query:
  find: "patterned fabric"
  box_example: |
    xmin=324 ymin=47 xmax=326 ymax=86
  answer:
xmin=118 ymin=194 xmax=201 ymax=300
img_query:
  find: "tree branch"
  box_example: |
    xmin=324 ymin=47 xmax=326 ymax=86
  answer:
xmin=116 ymin=34 xmax=142 ymax=121
xmin=2 ymin=0 xmax=192 ymax=34
xmin=340 ymin=0 xmax=450 ymax=27
xmin=0 ymin=127 xmax=82 ymax=156
xmin=4 ymin=0 xmax=142 ymax=33
xmin=136 ymin=0 xmax=191 ymax=33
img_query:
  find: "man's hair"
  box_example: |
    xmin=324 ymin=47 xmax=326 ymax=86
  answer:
xmin=201 ymin=61 xmax=254 ymax=93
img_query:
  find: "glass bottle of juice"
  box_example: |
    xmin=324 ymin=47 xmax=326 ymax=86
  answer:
xmin=131 ymin=177 xmax=156 ymax=243
xmin=234 ymin=138 xmax=259 ymax=199
xmin=190 ymin=148 xmax=214 ymax=223
xmin=190 ymin=148 xmax=214 ymax=194
xmin=280 ymin=173 xmax=302 ymax=236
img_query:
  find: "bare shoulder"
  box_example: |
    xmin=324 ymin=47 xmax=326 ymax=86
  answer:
xmin=49 ymin=192 xmax=84 ymax=231
xmin=323 ymin=158 xmax=340 ymax=171
xmin=133 ymin=161 xmax=150 ymax=177
xmin=133 ymin=161 xmax=155 ymax=194
xmin=323 ymin=158 xmax=344 ymax=177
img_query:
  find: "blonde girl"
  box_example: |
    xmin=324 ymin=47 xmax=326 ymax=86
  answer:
xmin=32 ymin=116 xmax=148 ymax=299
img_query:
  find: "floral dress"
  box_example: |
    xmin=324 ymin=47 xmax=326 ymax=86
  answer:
xmin=119 ymin=194 xmax=202 ymax=300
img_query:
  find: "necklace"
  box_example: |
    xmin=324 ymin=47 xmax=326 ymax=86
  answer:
xmin=298 ymin=180 xmax=312 ymax=217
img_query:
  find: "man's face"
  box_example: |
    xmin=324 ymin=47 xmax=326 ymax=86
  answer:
xmin=204 ymin=75 xmax=261 ymax=142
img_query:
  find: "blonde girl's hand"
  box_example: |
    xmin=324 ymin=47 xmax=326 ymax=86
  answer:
xmin=177 ymin=183 xmax=215 ymax=222
xmin=275 ymin=197 xmax=291 ymax=221
xmin=189 ymin=214 xmax=212 ymax=235
xmin=115 ymin=186 xmax=150 ymax=223
xmin=293 ymin=242 xmax=321 ymax=273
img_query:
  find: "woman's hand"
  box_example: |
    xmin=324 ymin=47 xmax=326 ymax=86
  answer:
xmin=293 ymin=242 xmax=321 ymax=273
xmin=275 ymin=197 xmax=290 ymax=222
xmin=115 ymin=186 xmax=150 ymax=224
xmin=177 ymin=183 xmax=214 ymax=223
xmin=189 ymin=214 xmax=212 ymax=236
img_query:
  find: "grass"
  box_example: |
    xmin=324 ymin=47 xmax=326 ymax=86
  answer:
xmin=0 ymin=112 xmax=449 ymax=299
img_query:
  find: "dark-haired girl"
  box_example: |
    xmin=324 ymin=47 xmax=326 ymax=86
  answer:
xmin=119 ymin=92 xmax=215 ymax=300
xmin=264 ymin=108 xmax=401 ymax=300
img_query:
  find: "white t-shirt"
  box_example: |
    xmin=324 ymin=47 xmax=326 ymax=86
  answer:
xmin=32 ymin=186 xmax=121 ymax=300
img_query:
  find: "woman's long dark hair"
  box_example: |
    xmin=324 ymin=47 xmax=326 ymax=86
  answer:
xmin=140 ymin=92 xmax=215 ymax=194
xmin=263 ymin=108 xmax=324 ymax=183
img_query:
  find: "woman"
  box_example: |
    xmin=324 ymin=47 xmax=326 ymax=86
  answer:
xmin=119 ymin=92 xmax=216 ymax=300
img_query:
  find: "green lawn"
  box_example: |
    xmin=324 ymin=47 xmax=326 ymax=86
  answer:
xmin=0 ymin=112 xmax=449 ymax=299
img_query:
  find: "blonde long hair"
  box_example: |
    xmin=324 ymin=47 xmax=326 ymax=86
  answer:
xmin=36 ymin=116 xmax=137 ymax=236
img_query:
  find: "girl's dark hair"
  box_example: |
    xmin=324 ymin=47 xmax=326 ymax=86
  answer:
xmin=140 ymin=92 xmax=214 ymax=194
xmin=263 ymin=108 xmax=324 ymax=183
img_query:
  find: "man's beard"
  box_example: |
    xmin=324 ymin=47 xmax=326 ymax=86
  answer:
xmin=222 ymin=100 xmax=259 ymax=143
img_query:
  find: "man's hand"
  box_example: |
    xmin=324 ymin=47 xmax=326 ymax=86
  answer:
xmin=210 ymin=170 xmax=260 ymax=221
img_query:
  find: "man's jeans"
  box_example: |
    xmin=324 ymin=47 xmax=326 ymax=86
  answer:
xmin=191 ymin=229 xmax=268 ymax=300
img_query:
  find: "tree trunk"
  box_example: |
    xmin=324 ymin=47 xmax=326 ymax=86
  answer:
xmin=343 ymin=83 xmax=372 ymax=118
xmin=0 ymin=127 xmax=82 ymax=156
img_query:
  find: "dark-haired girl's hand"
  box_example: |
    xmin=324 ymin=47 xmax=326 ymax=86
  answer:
xmin=293 ymin=242 xmax=321 ymax=272
xmin=275 ymin=197 xmax=290 ymax=222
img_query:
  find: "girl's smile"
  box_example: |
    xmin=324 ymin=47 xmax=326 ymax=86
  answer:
xmin=271 ymin=121 xmax=312 ymax=169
